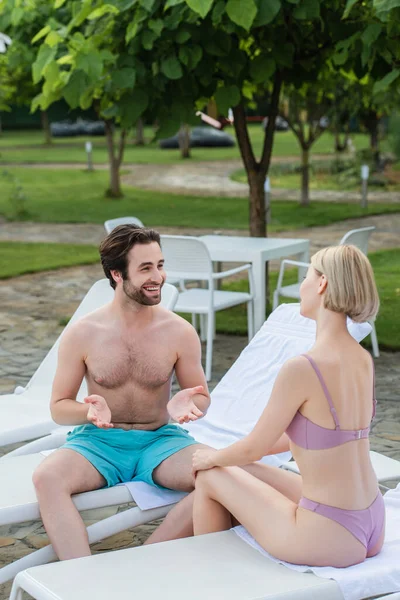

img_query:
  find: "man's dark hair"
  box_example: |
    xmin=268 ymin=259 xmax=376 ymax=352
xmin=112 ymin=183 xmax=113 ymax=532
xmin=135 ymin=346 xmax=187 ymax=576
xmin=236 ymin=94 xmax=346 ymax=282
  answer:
xmin=99 ymin=225 xmax=161 ymax=289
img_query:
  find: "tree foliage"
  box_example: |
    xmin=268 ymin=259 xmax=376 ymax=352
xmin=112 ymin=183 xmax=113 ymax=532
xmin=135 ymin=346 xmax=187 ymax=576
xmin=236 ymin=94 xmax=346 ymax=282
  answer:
xmin=339 ymin=0 xmax=400 ymax=95
xmin=1 ymin=0 xmax=397 ymax=233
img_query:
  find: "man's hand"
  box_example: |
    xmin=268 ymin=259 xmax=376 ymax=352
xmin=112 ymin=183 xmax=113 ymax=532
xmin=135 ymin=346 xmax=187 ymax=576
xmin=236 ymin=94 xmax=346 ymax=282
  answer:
xmin=84 ymin=395 xmax=114 ymax=429
xmin=167 ymin=386 xmax=205 ymax=424
xmin=192 ymin=447 xmax=219 ymax=476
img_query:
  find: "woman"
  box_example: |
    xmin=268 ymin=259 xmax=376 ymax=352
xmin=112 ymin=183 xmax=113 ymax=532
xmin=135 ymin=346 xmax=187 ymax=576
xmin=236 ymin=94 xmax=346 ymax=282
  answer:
xmin=192 ymin=245 xmax=384 ymax=567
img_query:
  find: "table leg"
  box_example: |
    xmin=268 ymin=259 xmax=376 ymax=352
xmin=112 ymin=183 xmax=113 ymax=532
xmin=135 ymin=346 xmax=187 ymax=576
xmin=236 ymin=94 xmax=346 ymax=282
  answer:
xmin=252 ymin=256 xmax=265 ymax=333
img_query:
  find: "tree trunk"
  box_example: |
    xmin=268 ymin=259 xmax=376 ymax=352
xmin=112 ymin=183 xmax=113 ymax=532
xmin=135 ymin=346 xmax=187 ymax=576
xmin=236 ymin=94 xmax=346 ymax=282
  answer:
xmin=247 ymin=170 xmax=267 ymax=237
xmin=135 ymin=118 xmax=145 ymax=146
xmin=41 ymin=110 xmax=52 ymax=145
xmin=362 ymin=111 xmax=381 ymax=169
xmin=369 ymin=119 xmax=379 ymax=153
xmin=334 ymin=130 xmax=349 ymax=152
xmin=104 ymin=120 xmax=123 ymax=198
xmin=178 ymin=124 xmax=191 ymax=159
xmin=300 ymin=147 xmax=310 ymax=207
xmin=232 ymin=76 xmax=281 ymax=238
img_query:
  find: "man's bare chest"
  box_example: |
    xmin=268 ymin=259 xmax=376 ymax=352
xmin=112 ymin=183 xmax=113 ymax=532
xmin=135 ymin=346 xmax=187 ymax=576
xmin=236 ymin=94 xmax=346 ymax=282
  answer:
xmin=85 ymin=336 xmax=175 ymax=390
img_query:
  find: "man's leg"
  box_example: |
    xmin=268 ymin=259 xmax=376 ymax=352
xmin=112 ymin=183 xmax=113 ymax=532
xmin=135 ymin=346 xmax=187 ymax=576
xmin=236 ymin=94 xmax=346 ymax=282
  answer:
xmin=33 ymin=448 xmax=106 ymax=559
xmin=144 ymin=443 xmax=206 ymax=545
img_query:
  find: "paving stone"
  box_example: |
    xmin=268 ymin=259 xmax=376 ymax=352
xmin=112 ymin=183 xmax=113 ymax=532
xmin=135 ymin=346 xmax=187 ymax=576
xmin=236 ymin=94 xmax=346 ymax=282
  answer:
xmin=91 ymin=530 xmax=137 ymax=552
xmin=24 ymin=535 xmax=50 ymax=550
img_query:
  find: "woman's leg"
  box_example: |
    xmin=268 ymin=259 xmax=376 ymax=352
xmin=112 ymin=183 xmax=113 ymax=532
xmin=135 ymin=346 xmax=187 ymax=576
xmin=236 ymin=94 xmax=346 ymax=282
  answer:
xmin=243 ymin=462 xmax=302 ymax=504
xmin=193 ymin=466 xmax=366 ymax=566
xmin=193 ymin=466 xmax=298 ymax=549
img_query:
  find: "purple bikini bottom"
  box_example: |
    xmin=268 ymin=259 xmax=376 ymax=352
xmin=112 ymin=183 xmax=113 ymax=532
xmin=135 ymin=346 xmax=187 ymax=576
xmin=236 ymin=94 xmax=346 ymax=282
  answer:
xmin=299 ymin=492 xmax=385 ymax=552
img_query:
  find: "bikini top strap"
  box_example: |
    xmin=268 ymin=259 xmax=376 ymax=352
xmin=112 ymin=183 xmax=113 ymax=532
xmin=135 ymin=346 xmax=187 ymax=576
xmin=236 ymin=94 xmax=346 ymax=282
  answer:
xmin=370 ymin=353 xmax=377 ymax=420
xmin=302 ymin=354 xmax=340 ymax=430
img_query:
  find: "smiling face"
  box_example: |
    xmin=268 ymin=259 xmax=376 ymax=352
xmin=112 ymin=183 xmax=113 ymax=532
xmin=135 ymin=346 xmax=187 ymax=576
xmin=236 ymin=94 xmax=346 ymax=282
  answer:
xmin=120 ymin=241 xmax=166 ymax=306
xmin=299 ymin=265 xmax=326 ymax=320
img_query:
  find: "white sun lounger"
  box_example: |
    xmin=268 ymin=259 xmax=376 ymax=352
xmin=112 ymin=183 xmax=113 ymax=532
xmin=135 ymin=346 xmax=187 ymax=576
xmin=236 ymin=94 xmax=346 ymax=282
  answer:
xmin=9 ymin=486 xmax=400 ymax=600
xmin=1 ymin=304 xmax=400 ymax=588
xmin=0 ymin=280 xmax=178 ymax=448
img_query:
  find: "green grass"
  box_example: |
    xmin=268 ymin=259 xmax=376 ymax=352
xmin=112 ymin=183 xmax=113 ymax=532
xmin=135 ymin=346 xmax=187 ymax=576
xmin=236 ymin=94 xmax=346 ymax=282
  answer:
xmin=2 ymin=241 xmax=399 ymax=350
xmin=216 ymin=248 xmax=400 ymax=350
xmin=0 ymin=127 xmax=372 ymax=164
xmin=1 ymin=168 xmax=399 ymax=230
xmin=0 ymin=241 xmax=99 ymax=278
xmin=231 ymin=168 xmax=400 ymax=192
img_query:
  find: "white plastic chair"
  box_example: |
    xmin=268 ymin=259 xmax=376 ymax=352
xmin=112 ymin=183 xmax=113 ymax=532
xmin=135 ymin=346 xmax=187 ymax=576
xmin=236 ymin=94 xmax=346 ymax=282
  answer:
xmin=104 ymin=216 xmax=144 ymax=233
xmin=161 ymin=235 xmax=255 ymax=381
xmin=272 ymin=226 xmax=379 ymax=357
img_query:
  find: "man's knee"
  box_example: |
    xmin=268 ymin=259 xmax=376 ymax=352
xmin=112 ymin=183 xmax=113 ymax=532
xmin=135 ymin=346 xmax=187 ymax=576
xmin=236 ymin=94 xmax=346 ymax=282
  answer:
xmin=33 ymin=463 xmax=69 ymax=495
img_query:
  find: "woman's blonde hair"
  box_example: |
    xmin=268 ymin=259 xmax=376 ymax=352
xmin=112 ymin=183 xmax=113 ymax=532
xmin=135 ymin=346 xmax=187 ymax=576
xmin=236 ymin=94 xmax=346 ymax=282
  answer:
xmin=310 ymin=245 xmax=379 ymax=323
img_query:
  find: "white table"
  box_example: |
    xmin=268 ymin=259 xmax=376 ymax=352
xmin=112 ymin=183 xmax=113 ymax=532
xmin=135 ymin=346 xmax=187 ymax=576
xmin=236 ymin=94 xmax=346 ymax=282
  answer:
xmin=201 ymin=235 xmax=310 ymax=332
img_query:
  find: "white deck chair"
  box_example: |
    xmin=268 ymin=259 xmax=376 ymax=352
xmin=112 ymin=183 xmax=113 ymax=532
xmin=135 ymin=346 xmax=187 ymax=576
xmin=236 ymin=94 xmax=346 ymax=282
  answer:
xmin=9 ymin=483 xmax=400 ymax=600
xmin=161 ymin=235 xmax=255 ymax=381
xmin=272 ymin=226 xmax=379 ymax=357
xmin=104 ymin=216 xmax=144 ymax=233
xmin=0 ymin=281 xmax=179 ymax=448
xmin=1 ymin=304 xmax=400 ymax=585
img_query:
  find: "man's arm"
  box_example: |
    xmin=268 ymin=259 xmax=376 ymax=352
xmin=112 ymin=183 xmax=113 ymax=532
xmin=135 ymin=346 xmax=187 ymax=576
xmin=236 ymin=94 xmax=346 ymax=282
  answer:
xmin=170 ymin=321 xmax=210 ymax=417
xmin=50 ymin=322 xmax=90 ymax=425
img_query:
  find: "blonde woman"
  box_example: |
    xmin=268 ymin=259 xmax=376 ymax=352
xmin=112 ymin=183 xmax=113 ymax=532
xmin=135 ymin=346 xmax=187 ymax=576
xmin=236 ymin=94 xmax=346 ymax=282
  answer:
xmin=192 ymin=245 xmax=384 ymax=568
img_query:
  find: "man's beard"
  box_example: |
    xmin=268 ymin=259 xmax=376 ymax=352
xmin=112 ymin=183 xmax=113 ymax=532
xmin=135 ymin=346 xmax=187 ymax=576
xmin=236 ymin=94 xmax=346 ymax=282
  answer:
xmin=122 ymin=278 xmax=163 ymax=306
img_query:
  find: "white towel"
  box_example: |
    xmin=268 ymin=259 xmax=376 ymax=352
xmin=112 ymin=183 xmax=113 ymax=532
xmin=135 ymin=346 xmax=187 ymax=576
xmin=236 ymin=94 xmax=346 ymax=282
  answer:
xmin=234 ymin=483 xmax=400 ymax=600
xmin=122 ymin=481 xmax=187 ymax=511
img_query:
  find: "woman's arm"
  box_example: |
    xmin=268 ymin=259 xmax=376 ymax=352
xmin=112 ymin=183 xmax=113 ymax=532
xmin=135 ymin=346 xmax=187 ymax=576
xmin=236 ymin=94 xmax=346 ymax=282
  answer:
xmin=194 ymin=357 xmax=308 ymax=471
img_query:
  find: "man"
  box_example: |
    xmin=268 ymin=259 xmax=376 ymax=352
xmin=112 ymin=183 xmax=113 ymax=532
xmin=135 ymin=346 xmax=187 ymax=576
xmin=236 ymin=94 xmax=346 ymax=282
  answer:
xmin=33 ymin=225 xmax=211 ymax=560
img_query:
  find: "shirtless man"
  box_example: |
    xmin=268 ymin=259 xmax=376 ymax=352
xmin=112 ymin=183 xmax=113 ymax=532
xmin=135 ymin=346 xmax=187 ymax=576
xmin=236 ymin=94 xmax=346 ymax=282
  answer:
xmin=32 ymin=225 xmax=210 ymax=560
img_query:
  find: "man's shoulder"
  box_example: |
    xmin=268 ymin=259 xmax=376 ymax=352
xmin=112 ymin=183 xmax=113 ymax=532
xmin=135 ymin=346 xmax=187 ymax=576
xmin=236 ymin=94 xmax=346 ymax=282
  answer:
xmin=62 ymin=306 xmax=109 ymax=341
xmin=157 ymin=307 xmax=196 ymax=336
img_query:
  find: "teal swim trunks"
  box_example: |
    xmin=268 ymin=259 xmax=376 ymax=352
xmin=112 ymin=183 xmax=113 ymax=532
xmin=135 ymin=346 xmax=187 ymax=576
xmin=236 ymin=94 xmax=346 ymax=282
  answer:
xmin=62 ymin=423 xmax=198 ymax=489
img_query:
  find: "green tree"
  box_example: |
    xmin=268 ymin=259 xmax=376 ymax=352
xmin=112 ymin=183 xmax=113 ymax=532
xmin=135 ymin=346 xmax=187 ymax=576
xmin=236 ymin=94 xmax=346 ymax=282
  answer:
xmin=279 ymin=70 xmax=333 ymax=207
xmin=0 ymin=2 xmax=55 ymax=144
xmin=31 ymin=0 xmax=379 ymax=232
xmin=0 ymin=32 xmax=13 ymax=136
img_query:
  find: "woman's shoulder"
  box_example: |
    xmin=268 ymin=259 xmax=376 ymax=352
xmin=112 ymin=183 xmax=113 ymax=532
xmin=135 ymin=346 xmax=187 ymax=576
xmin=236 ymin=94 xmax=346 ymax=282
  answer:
xmin=280 ymin=355 xmax=312 ymax=380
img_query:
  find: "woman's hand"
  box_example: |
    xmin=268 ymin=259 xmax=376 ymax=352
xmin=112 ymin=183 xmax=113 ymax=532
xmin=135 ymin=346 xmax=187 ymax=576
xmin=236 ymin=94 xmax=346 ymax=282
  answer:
xmin=192 ymin=447 xmax=219 ymax=476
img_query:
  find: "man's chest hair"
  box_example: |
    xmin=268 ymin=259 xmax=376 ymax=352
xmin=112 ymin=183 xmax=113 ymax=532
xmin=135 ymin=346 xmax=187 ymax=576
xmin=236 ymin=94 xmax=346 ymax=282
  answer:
xmin=87 ymin=337 xmax=175 ymax=390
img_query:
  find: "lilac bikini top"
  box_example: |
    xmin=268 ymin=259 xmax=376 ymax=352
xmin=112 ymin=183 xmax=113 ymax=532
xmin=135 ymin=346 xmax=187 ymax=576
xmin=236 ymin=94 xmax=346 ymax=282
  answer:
xmin=286 ymin=354 xmax=376 ymax=450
